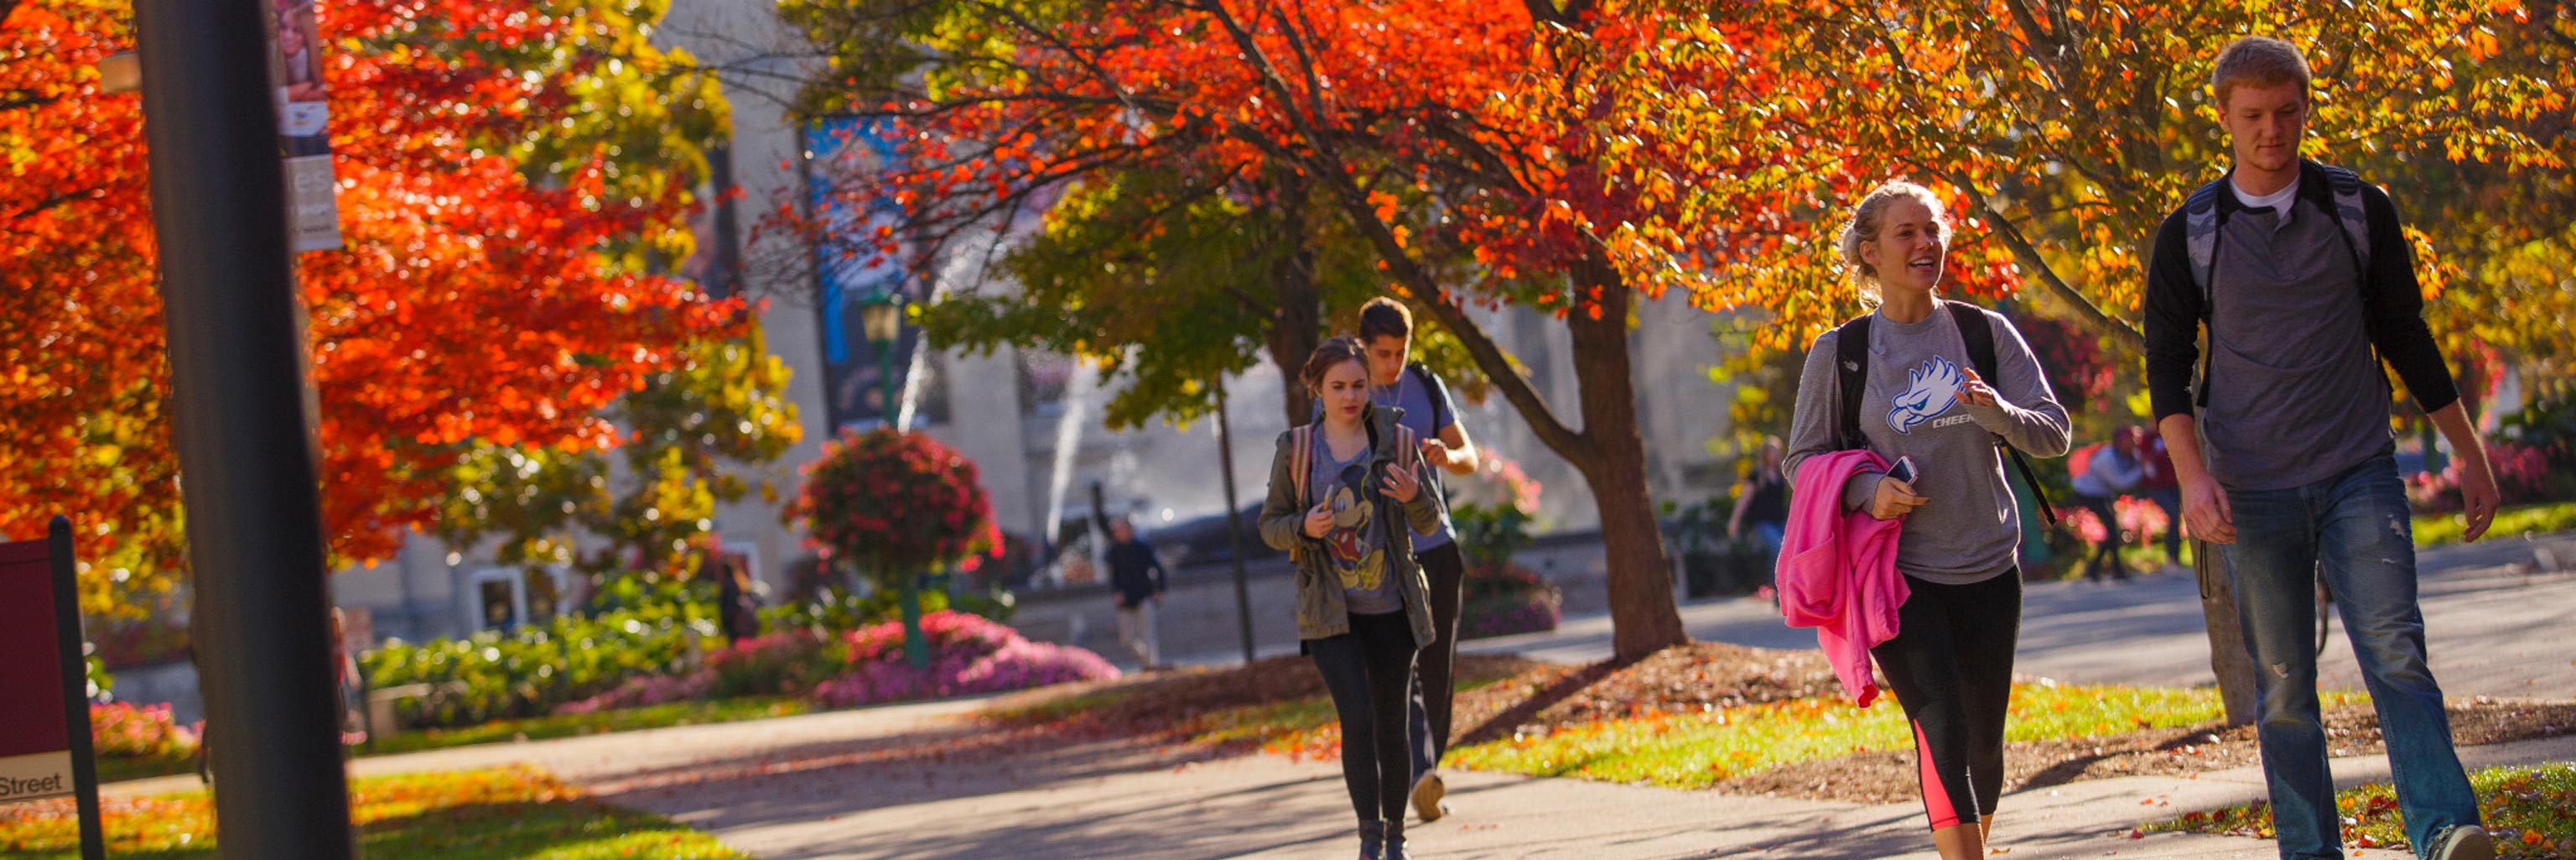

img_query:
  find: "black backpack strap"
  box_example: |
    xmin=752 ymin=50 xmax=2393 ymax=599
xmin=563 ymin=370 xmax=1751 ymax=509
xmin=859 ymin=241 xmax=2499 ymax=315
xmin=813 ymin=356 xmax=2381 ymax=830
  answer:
xmin=1944 ymin=302 xmax=2059 ymax=526
xmin=1833 ymin=315 xmax=1873 ymax=452
xmin=1406 ymin=362 xmax=1452 ymax=430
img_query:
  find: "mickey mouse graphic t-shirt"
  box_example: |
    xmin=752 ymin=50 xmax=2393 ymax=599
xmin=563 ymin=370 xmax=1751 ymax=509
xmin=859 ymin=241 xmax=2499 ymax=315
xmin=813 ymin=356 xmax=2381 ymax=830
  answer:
xmin=1782 ymin=302 xmax=2074 ymax=586
xmin=1311 ymin=434 xmax=1401 ymax=614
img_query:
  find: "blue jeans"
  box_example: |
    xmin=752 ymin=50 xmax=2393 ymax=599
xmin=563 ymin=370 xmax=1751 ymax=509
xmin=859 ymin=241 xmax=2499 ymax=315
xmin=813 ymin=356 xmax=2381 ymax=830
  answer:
xmin=2145 ymin=485 xmax=2184 ymax=564
xmin=2221 ymin=453 xmax=2479 ymax=860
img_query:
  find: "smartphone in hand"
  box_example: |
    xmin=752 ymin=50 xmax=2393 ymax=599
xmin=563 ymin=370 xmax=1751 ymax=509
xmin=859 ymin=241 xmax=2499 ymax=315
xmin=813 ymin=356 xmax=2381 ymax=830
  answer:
xmin=1886 ymin=455 xmax=1919 ymax=486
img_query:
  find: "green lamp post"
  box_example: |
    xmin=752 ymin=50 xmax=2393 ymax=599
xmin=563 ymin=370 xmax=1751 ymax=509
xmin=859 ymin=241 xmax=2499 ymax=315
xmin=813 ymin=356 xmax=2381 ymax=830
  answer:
xmin=857 ymin=289 xmax=929 ymax=669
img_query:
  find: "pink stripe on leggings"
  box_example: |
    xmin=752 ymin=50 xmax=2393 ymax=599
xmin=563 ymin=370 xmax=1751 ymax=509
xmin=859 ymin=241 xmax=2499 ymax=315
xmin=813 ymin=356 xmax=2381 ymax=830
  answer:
xmin=1913 ymin=720 xmax=1961 ymax=830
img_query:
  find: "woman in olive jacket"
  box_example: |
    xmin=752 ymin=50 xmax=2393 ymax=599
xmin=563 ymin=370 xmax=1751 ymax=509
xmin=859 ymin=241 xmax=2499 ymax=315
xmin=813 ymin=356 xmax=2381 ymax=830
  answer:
xmin=1259 ymin=336 xmax=1442 ymax=860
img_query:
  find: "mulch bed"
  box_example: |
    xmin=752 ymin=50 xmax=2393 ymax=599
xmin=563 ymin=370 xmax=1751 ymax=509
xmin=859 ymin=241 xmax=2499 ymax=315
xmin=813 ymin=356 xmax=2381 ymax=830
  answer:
xmin=980 ymin=643 xmax=2576 ymax=805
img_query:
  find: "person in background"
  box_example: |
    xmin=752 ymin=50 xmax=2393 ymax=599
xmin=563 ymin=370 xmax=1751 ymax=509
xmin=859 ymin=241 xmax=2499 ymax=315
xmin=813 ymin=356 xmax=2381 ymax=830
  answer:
xmin=1351 ymin=296 xmax=1481 ymax=823
xmin=2069 ymin=427 xmax=2146 ymax=582
xmin=714 ymin=555 xmax=763 ymax=645
xmin=1101 ymin=515 xmax=1169 ymax=670
xmin=2137 ymin=427 xmax=2187 ymax=575
xmin=1728 ymin=436 xmax=1792 ymax=565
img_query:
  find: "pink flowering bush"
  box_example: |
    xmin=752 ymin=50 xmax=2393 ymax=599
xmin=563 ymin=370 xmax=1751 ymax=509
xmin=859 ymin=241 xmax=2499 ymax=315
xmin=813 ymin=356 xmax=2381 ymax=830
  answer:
xmin=2062 ymin=496 xmax=2174 ymax=546
xmin=90 ymin=701 xmax=197 ymax=761
xmin=553 ymin=672 xmax=715 ymax=716
xmin=1461 ymin=563 xmax=1561 ymax=640
xmin=2407 ymin=442 xmax=2566 ymax=513
xmin=704 ymin=628 xmax=838 ymax=698
xmin=549 ymin=610 xmax=1118 ymax=715
xmin=810 ymin=611 xmax=1118 ymax=708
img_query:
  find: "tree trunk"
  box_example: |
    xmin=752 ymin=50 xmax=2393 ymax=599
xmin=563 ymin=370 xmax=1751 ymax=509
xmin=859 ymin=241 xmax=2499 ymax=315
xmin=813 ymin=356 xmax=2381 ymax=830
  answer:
xmin=2194 ymin=539 xmax=2259 ymax=726
xmin=1564 ymin=266 xmax=1687 ymax=659
xmin=1264 ymin=179 xmax=1321 ymax=427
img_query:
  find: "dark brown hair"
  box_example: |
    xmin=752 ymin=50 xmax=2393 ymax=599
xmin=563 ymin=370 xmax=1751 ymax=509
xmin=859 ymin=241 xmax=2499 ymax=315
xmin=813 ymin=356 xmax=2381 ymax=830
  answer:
xmin=1357 ymin=297 xmax=1413 ymax=342
xmin=1300 ymin=336 xmax=1368 ymax=392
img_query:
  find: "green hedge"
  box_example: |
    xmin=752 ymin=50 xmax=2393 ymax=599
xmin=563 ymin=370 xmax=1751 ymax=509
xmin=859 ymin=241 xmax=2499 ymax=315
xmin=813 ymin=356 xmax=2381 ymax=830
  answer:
xmin=362 ymin=599 xmax=721 ymax=729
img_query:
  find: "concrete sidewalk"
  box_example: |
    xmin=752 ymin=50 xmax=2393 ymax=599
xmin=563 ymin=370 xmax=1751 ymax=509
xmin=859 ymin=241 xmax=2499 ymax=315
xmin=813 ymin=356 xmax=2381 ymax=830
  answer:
xmin=603 ymin=713 xmax=2574 ymax=859
xmin=98 ymin=532 xmax=2574 ymax=858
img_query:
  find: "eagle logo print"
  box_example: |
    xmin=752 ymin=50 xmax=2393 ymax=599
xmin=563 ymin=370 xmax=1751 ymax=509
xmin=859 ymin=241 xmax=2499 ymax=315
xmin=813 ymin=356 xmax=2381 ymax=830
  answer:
xmin=1888 ymin=356 xmax=1964 ymax=435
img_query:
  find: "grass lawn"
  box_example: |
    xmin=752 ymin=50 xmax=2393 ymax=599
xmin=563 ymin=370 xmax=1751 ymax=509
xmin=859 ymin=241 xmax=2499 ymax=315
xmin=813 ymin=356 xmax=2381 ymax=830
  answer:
xmin=0 ymin=767 xmax=749 ymax=859
xmin=2416 ymin=500 xmax=2576 ymax=548
xmin=363 ymin=696 xmax=811 ymax=756
xmin=1442 ymin=681 xmax=2232 ymax=789
xmin=2092 ymin=499 xmax=2576 ymax=578
xmin=2153 ymin=764 xmax=2576 ymax=857
xmin=94 ymin=697 xmax=812 ymax=784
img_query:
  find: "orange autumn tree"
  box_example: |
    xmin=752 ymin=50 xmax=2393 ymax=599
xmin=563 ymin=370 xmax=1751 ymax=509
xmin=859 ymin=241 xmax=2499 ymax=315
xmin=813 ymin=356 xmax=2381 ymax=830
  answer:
xmin=782 ymin=0 xmax=1889 ymax=658
xmin=0 ymin=0 xmax=738 ymax=615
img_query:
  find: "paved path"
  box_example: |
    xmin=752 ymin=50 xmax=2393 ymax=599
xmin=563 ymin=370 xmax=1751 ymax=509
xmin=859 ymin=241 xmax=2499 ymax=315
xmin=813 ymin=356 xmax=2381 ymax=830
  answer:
xmin=1461 ymin=533 xmax=2576 ymax=699
xmin=101 ymin=533 xmax=2576 ymax=859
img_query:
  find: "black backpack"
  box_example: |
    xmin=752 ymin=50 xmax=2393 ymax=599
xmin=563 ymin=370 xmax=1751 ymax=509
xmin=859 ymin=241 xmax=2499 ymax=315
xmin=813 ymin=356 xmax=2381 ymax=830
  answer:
xmin=2180 ymin=164 xmax=2376 ymax=409
xmin=1833 ymin=302 xmax=2058 ymax=525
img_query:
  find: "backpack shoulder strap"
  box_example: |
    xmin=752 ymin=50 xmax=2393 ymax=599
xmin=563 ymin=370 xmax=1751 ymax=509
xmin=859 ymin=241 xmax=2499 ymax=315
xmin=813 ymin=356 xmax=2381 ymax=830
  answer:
xmin=2183 ymin=178 xmax=2230 ymax=298
xmin=1833 ymin=315 xmax=1873 ymax=451
xmin=1945 ymin=301 xmax=1999 ymax=383
xmin=2317 ymin=164 xmax=2373 ymax=276
xmin=1290 ymin=425 xmax=1314 ymax=507
xmin=1941 ymin=302 xmax=2060 ymax=525
xmin=1405 ymin=362 xmax=1451 ymax=430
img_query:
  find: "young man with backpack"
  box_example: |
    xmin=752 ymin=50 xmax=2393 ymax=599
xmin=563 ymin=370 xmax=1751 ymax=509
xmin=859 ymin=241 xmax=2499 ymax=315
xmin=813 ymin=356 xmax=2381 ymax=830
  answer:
xmin=2142 ymin=36 xmax=2501 ymax=860
xmin=1353 ymin=297 xmax=1479 ymax=823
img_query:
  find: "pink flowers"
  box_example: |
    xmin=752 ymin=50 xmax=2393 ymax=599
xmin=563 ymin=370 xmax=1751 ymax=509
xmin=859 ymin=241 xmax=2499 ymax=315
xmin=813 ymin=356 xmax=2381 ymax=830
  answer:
xmin=811 ymin=611 xmax=1119 ymax=708
xmin=89 ymin=701 xmax=197 ymax=760
xmin=554 ymin=673 xmax=715 ymax=715
xmin=545 ymin=611 xmax=1120 ymax=716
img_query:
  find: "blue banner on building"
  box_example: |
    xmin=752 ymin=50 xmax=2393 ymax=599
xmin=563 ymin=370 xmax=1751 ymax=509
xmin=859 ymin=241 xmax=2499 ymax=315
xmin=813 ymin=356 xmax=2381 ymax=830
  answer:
xmin=801 ymin=116 xmax=921 ymax=432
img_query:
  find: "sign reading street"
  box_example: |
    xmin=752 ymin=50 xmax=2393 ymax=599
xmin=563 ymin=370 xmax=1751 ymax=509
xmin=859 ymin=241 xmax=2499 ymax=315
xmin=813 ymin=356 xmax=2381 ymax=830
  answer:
xmin=0 ymin=536 xmax=74 ymax=804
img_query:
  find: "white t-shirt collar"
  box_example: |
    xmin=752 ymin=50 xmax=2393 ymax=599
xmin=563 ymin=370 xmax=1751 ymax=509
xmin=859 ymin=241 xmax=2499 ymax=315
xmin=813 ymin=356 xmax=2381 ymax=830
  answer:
xmin=2230 ymin=174 xmax=2300 ymax=212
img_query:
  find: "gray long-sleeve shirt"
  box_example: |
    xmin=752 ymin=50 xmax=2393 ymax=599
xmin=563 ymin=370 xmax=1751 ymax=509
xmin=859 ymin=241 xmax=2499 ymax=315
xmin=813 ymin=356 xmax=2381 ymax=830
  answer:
xmin=1784 ymin=303 xmax=2073 ymax=586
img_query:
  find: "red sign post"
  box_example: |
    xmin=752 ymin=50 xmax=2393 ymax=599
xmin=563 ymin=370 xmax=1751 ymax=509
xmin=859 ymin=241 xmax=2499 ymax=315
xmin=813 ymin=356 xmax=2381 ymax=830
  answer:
xmin=0 ymin=517 xmax=105 ymax=858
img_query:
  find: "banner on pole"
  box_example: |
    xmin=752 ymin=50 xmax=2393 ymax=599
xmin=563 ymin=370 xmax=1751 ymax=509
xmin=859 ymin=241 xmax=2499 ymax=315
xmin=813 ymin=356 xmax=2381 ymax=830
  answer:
xmin=271 ymin=0 xmax=341 ymax=252
xmin=0 ymin=539 xmax=72 ymax=805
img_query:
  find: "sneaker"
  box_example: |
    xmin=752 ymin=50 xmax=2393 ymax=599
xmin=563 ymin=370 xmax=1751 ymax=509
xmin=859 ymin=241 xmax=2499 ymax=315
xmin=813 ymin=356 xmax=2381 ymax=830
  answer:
xmin=2434 ymin=825 xmax=2496 ymax=860
xmin=1410 ymin=770 xmax=1449 ymax=822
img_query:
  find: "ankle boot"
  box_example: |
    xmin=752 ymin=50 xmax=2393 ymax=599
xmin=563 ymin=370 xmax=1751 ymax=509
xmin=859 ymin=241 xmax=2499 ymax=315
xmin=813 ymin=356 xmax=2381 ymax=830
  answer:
xmin=1357 ymin=819 xmax=1385 ymax=860
xmin=1384 ymin=832 xmax=1410 ymax=860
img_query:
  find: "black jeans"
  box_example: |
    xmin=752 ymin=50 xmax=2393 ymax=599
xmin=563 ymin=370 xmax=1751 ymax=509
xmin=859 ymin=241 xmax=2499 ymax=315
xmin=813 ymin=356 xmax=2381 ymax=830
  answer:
xmin=1310 ymin=610 xmax=1420 ymax=833
xmin=1407 ymin=541 xmax=1467 ymax=776
xmin=1869 ymin=572 xmax=2021 ymax=831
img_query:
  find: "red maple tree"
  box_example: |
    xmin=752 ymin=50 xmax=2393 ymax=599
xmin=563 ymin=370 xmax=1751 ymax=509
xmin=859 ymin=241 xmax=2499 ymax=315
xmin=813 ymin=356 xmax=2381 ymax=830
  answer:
xmin=0 ymin=0 xmax=737 ymax=614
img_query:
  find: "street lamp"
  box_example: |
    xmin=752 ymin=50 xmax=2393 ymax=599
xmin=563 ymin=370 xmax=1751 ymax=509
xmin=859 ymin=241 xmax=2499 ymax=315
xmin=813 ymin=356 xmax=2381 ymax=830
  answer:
xmin=858 ymin=289 xmax=905 ymax=430
xmin=858 ymin=288 xmax=929 ymax=668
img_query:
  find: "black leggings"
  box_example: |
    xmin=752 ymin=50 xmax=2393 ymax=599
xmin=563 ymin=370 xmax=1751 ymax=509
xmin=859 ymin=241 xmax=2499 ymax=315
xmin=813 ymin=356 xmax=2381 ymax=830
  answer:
xmin=1310 ymin=611 xmax=1420 ymax=833
xmin=1408 ymin=542 xmax=1467 ymax=774
xmin=1870 ymin=572 xmax=2021 ymax=831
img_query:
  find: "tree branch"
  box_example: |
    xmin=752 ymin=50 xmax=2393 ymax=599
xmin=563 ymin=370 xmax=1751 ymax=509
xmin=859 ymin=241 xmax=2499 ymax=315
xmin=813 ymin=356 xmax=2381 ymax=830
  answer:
xmin=1946 ymin=173 xmax=2145 ymax=351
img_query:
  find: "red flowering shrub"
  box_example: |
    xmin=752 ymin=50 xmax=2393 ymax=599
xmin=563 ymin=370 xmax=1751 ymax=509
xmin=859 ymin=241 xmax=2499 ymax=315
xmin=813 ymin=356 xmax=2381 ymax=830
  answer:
xmin=787 ymin=428 xmax=1003 ymax=582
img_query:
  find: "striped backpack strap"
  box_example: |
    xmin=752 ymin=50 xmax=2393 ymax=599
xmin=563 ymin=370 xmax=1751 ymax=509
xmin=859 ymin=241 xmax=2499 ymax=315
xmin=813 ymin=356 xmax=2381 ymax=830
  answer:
xmin=2182 ymin=177 xmax=2229 ymax=298
xmin=2317 ymin=164 xmax=2373 ymax=276
xmin=1291 ymin=425 xmax=1314 ymax=508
